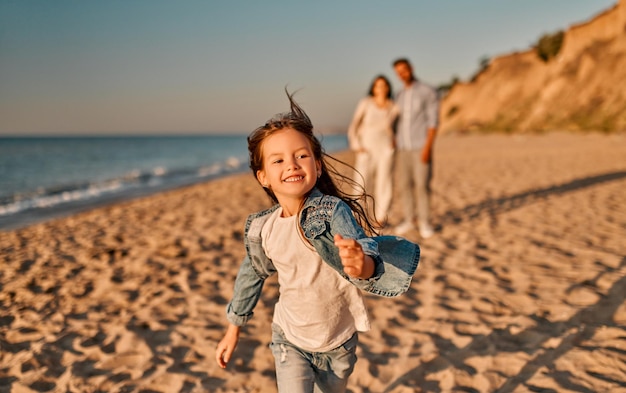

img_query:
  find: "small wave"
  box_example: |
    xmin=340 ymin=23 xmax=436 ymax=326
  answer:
xmin=197 ymin=164 xmax=221 ymax=177
xmin=152 ymin=166 xmax=167 ymax=176
xmin=225 ymin=157 xmax=240 ymax=169
xmin=196 ymin=156 xmax=245 ymax=178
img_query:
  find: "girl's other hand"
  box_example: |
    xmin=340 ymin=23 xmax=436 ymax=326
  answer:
xmin=216 ymin=324 xmax=241 ymax=369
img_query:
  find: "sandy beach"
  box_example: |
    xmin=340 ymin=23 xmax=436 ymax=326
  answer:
xmin=1 ymin=131 xmax=625 ymax=393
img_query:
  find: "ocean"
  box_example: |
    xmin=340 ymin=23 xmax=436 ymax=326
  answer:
xmin=0 ymin=134 xmax=348 ymax=231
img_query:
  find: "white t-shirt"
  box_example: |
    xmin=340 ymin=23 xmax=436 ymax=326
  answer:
xmin=261 ymin=207 xmax=370 ymax=352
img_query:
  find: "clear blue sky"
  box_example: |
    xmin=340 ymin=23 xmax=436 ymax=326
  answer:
xmin=0 ymin=0 xmax=616 ymax=136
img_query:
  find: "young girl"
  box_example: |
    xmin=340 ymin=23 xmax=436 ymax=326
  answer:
xmin=347 ymin=75 xmax=399 ymax=225
xmin=215 ymin=91 xmax=420 ymax=393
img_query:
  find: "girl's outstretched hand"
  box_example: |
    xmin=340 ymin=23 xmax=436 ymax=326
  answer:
xmin=334 ymin=234 xmax=375 ymax=279
xmin=216 ymin=324 xmax=241 ymax=369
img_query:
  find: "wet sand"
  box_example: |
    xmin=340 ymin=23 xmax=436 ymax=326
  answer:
xmin=1 ymin=131 xmax=625 ymax=392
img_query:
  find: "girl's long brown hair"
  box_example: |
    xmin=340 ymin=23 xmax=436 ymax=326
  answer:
xmin=247 ymin=90 xmax=379 ymax=235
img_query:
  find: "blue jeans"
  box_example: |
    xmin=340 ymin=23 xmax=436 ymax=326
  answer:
xmin=270 ymin=324 xmax=358 ymax=393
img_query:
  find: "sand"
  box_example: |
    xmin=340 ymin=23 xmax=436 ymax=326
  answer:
xmin=1 ymin=131 xmax=625 ymax=393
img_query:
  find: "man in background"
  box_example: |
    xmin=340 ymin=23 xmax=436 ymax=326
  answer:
xmin=392 ymin=58 xmax=439 ymax=238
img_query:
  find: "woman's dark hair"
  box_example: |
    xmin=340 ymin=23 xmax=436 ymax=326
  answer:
xmin=248 ymin=89 xmax=379 ymax=234
xmin=367 ymin=74 xmax=393 ymax=99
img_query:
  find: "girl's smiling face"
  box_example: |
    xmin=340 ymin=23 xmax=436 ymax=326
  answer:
xmin=256 ymin=128 xmax=321 ymax=216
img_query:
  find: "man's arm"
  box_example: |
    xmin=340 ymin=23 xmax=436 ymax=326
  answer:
xmin=422 ymin=87 xmax=439 ymax=163
xmin=421 ymin=126 xmax=437 ymax=163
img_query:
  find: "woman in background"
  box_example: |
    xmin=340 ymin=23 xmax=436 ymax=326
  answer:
xmin=347 ymin=75 xmax=399 ymax=226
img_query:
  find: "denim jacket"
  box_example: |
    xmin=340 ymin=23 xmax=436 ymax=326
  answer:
xmin=226 ymin=188 xmax=420 ymax=326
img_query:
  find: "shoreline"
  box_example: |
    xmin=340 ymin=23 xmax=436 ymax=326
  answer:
xmin=0 ymin=169 xmax=250 ymax=232
xmin=1 ymin=131 xmax=625 ymax=392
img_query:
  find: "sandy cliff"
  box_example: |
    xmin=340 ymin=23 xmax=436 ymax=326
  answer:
xmin=441 ymin=0 xmax=626 ymax=133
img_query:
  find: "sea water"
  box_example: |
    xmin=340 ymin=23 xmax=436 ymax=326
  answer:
xmin=0 ymin=134 xmax=347 ymax=230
